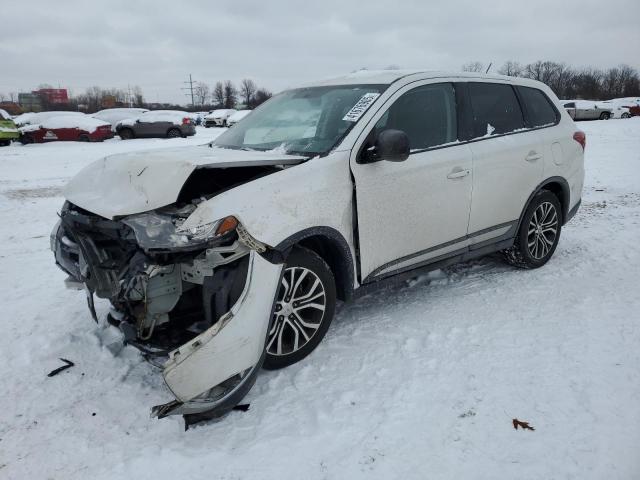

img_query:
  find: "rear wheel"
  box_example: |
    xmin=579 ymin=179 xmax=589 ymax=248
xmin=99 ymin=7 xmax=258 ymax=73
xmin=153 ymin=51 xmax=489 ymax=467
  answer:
xmin=20 ymin=134 xmax=35 ymax=145
xmin=78 ymin=134 xmax=91 ymax=142
xmin=503 ymin=190 xmax=562 ymax=269
xmin=599 ymin=112 xmax=610 ymax=120
xmin=264 ymin=247 xmax=336 ymax=370
xmin=118 ymin=128 xmax=134 ymax=140
xmin=167 ymin=128 xmax=181 ymax=138
xmin=0 ymin=140 xmax=9 ymax=147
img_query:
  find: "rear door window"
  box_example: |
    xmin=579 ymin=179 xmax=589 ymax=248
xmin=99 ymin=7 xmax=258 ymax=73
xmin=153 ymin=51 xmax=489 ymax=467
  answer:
xmin=468 ymin=82 xmax=524 ymax=138
xmin=518 ymin=87 xmax=558 ymax=127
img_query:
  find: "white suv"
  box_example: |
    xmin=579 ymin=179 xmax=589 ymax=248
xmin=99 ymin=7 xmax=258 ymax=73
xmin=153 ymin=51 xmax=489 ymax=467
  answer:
xmin=51 ymin=71 xmax=584 ymax=425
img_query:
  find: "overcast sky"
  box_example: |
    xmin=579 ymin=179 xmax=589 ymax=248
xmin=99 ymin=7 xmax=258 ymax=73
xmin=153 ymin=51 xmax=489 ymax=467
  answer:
xmin=1 ymin=0 xmax=638 ymax=104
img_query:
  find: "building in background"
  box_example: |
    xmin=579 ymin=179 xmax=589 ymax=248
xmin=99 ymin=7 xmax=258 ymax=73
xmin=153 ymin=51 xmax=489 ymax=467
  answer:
xmin=34 ymin=88 xmax=68 ymax=104
xmin=18 ymin=93 xmax=42 ymax=112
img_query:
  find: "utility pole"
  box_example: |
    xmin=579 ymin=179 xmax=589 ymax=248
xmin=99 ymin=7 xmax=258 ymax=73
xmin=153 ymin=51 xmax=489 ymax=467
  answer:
xmin=181 ymin=74 xmax=195 ymax=107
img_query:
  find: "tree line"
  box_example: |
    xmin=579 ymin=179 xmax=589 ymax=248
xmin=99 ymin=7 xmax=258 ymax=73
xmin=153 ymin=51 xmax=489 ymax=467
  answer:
xmin=462 ymin=61 xmax=640 ymax=100
xmin=0 ymin=78 xmax=272 ymax=114
xmin=191 ymin=79 xmax=272 ymax=109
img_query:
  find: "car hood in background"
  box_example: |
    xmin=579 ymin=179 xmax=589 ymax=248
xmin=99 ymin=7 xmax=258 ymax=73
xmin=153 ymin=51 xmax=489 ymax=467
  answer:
xmin=64 ymin=145 xmax=306 ymax=219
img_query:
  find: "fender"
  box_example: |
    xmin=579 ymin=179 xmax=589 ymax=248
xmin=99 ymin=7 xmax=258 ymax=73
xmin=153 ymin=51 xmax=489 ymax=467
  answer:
xmin=265 ymin=226 xmax=356 ymax=302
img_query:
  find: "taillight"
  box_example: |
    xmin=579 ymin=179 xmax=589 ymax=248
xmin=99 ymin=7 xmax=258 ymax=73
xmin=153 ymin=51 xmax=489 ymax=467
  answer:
xmin=573 ymin=131 xmax=586 ymax=150
xmin=182 ymin=117 xmax=191 ymax=125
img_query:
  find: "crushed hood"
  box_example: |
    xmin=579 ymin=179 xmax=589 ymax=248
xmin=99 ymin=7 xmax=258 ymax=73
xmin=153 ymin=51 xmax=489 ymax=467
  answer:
xmin=64 ymin=145 xmax=306 ymax=219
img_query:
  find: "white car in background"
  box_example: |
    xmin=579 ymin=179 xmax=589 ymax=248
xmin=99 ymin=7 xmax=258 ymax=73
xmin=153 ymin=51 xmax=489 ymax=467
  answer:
xmin=204 ymin=109 xmax=237 ymax=127
xmin=226 ymin=110 xmax=251 ymax=127
xmin=92 ymin=108 xmax=149 ymax=130
xmin=51 ymin=71 xmax=584 ymax=426
xmin=599 ymin=100 xmax=630 ymax=119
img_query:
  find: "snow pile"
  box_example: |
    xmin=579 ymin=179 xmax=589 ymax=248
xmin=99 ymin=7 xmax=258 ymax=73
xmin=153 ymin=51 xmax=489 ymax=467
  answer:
xmin=0 ymin=108 xmax=12 ymax=120
xmin=119 ymin=110 xmax=189 ymax=126
xmin=92 ymin=108 xmax=149 ymax=126
xmin=19 ymin=116 xmax=110 ymax=133
xmin=13 ymin=111 xmax=85 ymax=127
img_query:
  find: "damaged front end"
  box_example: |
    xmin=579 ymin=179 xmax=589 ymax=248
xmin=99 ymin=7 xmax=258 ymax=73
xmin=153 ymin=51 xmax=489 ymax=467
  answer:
xmin=51 ymin=200 xmax=282 ymax=425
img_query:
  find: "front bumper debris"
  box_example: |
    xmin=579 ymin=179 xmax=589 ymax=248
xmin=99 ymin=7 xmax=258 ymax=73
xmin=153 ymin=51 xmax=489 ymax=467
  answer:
xmin=51 ymin=204 xmax=282 ymax=423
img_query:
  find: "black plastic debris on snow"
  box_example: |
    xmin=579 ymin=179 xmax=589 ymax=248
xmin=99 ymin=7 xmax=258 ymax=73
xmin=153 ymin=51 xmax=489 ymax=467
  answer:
xmin=47 ymin=358 xmax=75 ymax=377
xmin=183 ymin=404 xmax=251 ymax=431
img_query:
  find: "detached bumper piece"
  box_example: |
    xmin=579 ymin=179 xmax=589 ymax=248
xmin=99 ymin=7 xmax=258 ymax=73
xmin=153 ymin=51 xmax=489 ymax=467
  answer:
xmin=52 ymin=203 xmax=282 ymax=425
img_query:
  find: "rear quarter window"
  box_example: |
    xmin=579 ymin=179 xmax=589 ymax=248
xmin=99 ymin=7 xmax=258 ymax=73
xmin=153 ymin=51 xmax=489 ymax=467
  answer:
xmin=468 ymin=82 xmax=524 ymax=138
xmin=518 ymin=86 xmax=559 ymax=127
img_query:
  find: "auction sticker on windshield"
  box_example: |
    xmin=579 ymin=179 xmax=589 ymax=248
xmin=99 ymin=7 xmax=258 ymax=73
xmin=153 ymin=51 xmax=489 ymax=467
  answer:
xmin=342 ymin=93 xmax=381 ymax=122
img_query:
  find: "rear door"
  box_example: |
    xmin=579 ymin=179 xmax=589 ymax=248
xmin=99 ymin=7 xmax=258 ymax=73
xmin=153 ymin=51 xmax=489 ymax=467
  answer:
xmin=464 ymin=81 xmax=544 ymax=244
xmin=351 ymin=82 xmax=473 ymax=280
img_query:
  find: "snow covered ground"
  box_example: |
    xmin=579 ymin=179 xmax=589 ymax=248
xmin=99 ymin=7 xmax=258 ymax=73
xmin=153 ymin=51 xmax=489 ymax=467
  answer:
xmin=1 ymin=121 xmax=639 ymax=479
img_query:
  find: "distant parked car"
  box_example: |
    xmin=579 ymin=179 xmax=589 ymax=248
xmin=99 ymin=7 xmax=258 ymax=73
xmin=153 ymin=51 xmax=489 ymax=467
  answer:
xmin=0 ymin=109 xmax=20 ymax=146
xmin=204 ymin=109 xmax=236 ymax=127
xmin=560 ymin=100 xmax=613 ymax=120
xmin=13 ymin=111 xmax=85 ymax=127
xmin=115 ymin=110 xmax=196 ymax=139
xmin=226 ymin=110 xmax=251 ymax=127
xmin=92 ymin=108 xmax=149 ymax=129
xmin=614 ymin=97 xmax=640 ymax=117
xmin=19 ymin=116 xmax=113 ymax=144
xmin=600 ymin=101 xmax=630 ymax=119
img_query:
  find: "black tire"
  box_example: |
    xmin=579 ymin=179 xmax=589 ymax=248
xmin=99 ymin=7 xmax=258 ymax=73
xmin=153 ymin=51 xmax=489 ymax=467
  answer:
xmin=599 ymin=112 xmax=610 ymax=120
xmin=503 ymin=190 xmax=562 ymax=269
xmin=622 ymin=113 xmax=630 ymax=119
xmin=78 ymin=134 xmax=91 ymax=142
xmin=167 ymin=128 xmax=181 ymax=138
xmin=118 ymin=128 xmax=134 ymax=140
xmin=20 ymin=134 xmax=34 ymax=145
xmin=263 ymin=246 xmax=336 ymax=370
xmin=0 ymin=140 xmax=9 ymax=147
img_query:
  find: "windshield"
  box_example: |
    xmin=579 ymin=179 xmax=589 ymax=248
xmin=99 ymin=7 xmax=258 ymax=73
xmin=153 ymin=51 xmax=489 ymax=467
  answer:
xmin=213 ymin=84 xmax=387 ymax=156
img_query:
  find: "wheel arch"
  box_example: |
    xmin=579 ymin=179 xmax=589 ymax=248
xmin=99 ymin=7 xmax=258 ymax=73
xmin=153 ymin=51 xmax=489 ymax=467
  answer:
xmin=518 ymin=177 xmax=570 ymax=230
xmin=272 ymin=227 xmax=355 ymax=302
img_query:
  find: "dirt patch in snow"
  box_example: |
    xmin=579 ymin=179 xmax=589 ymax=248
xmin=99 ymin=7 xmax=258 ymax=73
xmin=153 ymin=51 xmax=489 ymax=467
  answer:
xmin=3 ymin=186 xmax=63 ymax=199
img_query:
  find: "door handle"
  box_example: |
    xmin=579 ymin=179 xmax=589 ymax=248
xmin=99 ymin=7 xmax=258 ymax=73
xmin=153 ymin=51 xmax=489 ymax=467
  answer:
xmin=525 ymin=151 xmax=542 ymax=162
xmin=447 ymin=168 xmax=470 ymax=179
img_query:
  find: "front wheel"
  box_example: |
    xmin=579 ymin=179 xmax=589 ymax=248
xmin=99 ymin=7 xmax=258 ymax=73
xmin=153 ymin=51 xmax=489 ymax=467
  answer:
xmin=503 ymin=190 xmax=562 ymax=269
xmin=263 ymin=247 xmax=336 ymax=370
xmin=622 ymin=113 xmax=630 ymax=119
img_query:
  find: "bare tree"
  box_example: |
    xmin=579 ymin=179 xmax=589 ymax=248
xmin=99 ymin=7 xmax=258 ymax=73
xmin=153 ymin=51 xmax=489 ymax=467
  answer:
xmin=193 ymin=82 xmax=210 ymax=107
xmin=461 ymin=61 xmax=485 ymax=73
xmin=0 ymin=92 xmax=6 ymax=102
xmin=213 ymin=81 xmax=225 ymax=107
xmin=8 ymin=92 xmax=17 ymax=102
xmin=498 ymin=61 xmax=523 ymax=77
xmin=240 ymin=78 xmax=256 ymax=107
xmin=252 ymin=88 xmax=272 ymax=107
xmin=223 ymin=80 xmax=237 ymax=109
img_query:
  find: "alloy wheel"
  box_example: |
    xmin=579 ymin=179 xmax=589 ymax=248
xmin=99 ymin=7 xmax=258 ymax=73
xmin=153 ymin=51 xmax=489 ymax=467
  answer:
xmin=267 ymin=266 xmax=326 ymax=356
xmin=527 ymin=201 xmax=559 ymax=260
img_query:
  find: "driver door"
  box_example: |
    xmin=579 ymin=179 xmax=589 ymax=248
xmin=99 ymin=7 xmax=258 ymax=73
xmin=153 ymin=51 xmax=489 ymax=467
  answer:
xmin=350 ymin=82 xmax=473 ymax=281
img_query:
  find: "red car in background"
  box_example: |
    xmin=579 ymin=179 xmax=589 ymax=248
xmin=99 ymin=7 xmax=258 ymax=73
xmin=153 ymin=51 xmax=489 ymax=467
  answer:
xmin=19 ymin=115 xmax=113 ymax=144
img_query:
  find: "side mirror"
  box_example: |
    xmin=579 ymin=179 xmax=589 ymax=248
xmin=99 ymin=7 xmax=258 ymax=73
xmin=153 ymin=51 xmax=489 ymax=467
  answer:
xmin=360 ymin=129 xmax=410 ymax=163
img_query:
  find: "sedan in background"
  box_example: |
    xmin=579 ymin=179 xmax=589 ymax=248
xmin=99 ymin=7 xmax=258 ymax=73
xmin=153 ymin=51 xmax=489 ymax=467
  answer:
xmin=560 ymin=100 xmax=613 ymax=120
xmin=115 ymin=110 xmax=196 ymax=139
xmin=226 ymin=110 xmax=251 ymax=127
xmin=92 ymin=108 xmax=149 ymax=129
xmin=600 ymin=101 xmax=630 ymax=119
xmin=0 ymin=108 xmax=20 ymax=146
xmin=204 ymin=109 xmax=236 ymax=127
xmin=19 ymin=116 xmax=113 ymax=143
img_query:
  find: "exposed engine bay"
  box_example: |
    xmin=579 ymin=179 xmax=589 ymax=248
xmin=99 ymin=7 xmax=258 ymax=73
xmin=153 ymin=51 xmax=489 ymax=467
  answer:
xmin=51 ymin=163 xmax=288 ymax=425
